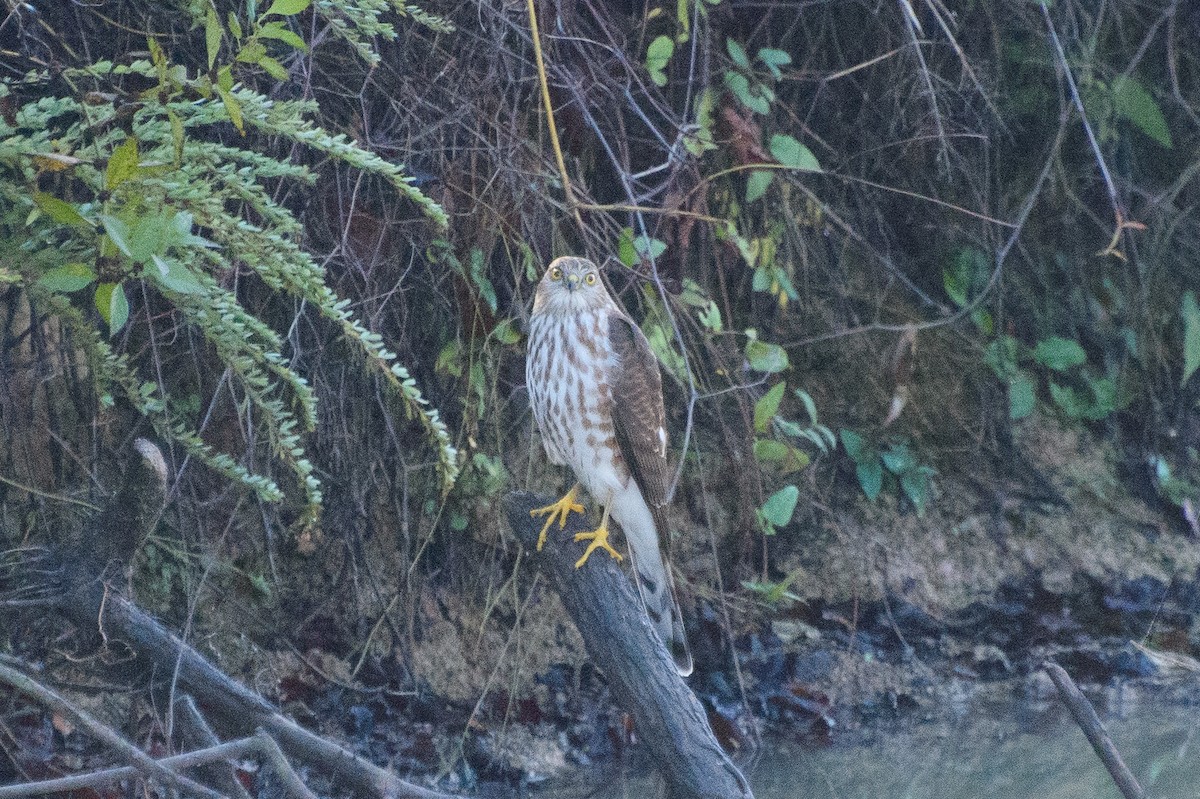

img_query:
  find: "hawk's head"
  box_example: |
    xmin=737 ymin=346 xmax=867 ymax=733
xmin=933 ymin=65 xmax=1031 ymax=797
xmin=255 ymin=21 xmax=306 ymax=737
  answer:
xmin=533 ymin=256 xmax=613 ymax=315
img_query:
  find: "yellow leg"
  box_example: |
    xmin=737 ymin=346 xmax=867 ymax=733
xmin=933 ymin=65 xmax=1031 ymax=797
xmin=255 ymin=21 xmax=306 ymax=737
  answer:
xmin=572 ymin=504 xmax=624 ymax=568
xmin=529 ymin=483 xmax=584 ymax=551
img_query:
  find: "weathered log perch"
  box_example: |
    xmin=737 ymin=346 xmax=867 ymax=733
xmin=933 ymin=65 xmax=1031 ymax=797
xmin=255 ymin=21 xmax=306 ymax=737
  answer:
xmin=38 ymin=440 xmax=461 ymax=799
xmin=503 ymin=492 xmax=754 ymax=799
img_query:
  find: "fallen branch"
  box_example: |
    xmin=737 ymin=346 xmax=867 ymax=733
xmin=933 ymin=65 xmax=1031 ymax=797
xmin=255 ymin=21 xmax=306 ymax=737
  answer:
xmin=1043 ymin=661 xmax=1145 ymax=799
xmin=21 ymin=440 xmax=462 ymax=799
xmin=503 ymin=492 xmax=754 ymax=799
xmin=0 ymin=728 xmax=313 ymax=799
xmin=0 ymin=660 xmax=222 ymax=799
xmin=175 ymin=695 xmax=254 ymax=799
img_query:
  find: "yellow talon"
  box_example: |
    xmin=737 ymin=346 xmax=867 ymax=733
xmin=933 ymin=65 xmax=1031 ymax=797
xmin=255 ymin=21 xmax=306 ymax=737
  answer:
xmin=529 ymin=484 xmax=584 ymax=551
xmin=572 ymin=506 xmax=623 ymax=568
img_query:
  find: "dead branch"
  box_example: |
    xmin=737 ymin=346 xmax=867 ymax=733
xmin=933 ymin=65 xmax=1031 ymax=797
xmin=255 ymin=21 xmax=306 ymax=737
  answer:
xmin=25 ymin=440 xmax=463 ymax=799
xmin=1043 ymin=661 xmax=1146 ymax=799
xmin=0 ymin=660 xmax=222 ymax=799
xmin=503 ymin=492 xmax=754 ymax=799
xmin=176 ymin=695 xmax=254 ymax=799
xmin=0 ymin=727 xmax=314 ymax=799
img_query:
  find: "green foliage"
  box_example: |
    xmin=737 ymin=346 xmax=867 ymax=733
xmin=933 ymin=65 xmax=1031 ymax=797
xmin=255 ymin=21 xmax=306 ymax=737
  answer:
xmin=1182 ymin=292 xmax=1200 ymax=387
xmin=840 ymin=430 xmax=936 ymax=514
xmin=1110 ymin=76 xmax=1172 ymax=148
xmin=768 ymin=135 xmax=821 ymax=172
xmin=722 ymin=39 xmax=790 ymax=115
xmin=742 ymin=572 xmax=803 ymax=606
xmin=757 ymin=485 xmax=799 ymax=535
xmin=745 ymin=336 xmax=789 ymax=373
xmin=645 ymin=35 xmax=674 ymax=87
xmin=985 ymin=334 xmax=1124 ymax=423
xmin=1 ymin=2 xmax=458 ymax=533
xmin=942 ymin=246 xmax=993 ymax=333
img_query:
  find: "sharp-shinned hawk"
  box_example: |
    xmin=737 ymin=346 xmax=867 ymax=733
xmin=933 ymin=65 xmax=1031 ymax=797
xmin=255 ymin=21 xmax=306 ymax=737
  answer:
xmin=526 ymin=256 xmax=693 ymax=676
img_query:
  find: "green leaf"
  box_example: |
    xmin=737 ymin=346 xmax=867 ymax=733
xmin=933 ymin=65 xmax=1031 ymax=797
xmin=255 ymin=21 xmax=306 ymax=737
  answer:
xmin=150 ymin=255 xmax=205 ymax=294
xmin=645 ymin=323 xmax=691 ymax=383
xmin=760 ymin=485 xmax=799 ymax=527
xmin=1009 ymin=370 xmax=1036 ymax=420
xmin=1183 ymin=291 xmax=1200 ymax=386
xmin=697 ymin=301 xmax=722 ymax=332
xmin=33 ymin=192 xmax=91 ymax=228
xmin=857 ymin=458 xmax=883 ymax=501
xmin=205 ymin=7 xmax=223 ymax=69
xmin=99 ymin=215 xmax=134 ymax=258
xmin=723 ymin=71 xmax=770 ymax=115
xmin=900 ymin=466 xmax=935 ymax=516
xmin=745 ymin=339 xmax=788 ymax=373
xmin=617 ymin=227 xmax=637 ymax=267
xmin=264 ymin=0 xmax=312 ymax=16
xmin=753 ymin=438 xmax=789 ymax=462
xmin=216 ymin=84 xmax=245 ymax=134
xmin=468 ymin=248 xmax=497 ymax=313
xmin=984 ymin=335 xmax=1020 ymax=380
xmin=256 ymin=55 xmax=290 ymax=80
xmin=492 ymin=318 xmax=522 ymax=345
xmin=753 ymin=439 xmax=809 ymax=473
xmin=227 ymin=11 xmax=243 ymax=40
xmin=168 ymin=109 xmax=185 ymax=165
xmin=256 ymin=21 xmax=309 ymax=51
xmin=839 ymin=428 xmax=868 ymax=463
xmin=646 ymin=35 xmax=673 ymax=87
xmin=684 ymin=88 xmax=717 ymax=156
xmin=236 ymin=41 xmax=268 ymax=63
xmin=756 ymin=47 xmax=791 ymax=80
xmin=768 ymin=134 xmax=821 ymax=171
xmin=881 ymin=444 xmax=917 ymax=475
xmin=754 ymin=381 xmax=786 ymax=432
xmin=95 ymin=282 xmax=129 ymax=333
xmin=38 ymin=263 xmax=96 ymax=293
xmin=634 ymin=234 xmax=667 ymax=262
xmin=725 ymin=38 xmax=750 ymax=68
xmin=746 ymin=170 xmax=773 ymax=202
xmin=1049 ymin=382 xmax=1088 ymax=420
xmin=105 ymin=137 xmax=139 ymax=190
xmin=1032 ymin=336 xmax=1086 ymax=371
xmin=1112 ymin=76 xmax=1172 ymax=148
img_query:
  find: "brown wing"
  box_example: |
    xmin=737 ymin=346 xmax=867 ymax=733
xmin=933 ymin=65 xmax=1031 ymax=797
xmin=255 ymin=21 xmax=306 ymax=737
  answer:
xmin=608 ymin=314 xmax=670 ymax=509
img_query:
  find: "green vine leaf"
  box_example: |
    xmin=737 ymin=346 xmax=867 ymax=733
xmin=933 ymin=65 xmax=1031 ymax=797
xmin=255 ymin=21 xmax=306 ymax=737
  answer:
xmin=39 ymin=263 xmax=96 ymax=293
xmin=33 ymin=192 xmax=91 ymax=228
xmin=646 ymin=35 xmax=673 ymax=87
xmin=265 ymin=0 xmax=313 ymax=17
xmin=1032 ymin=337 xmax=1086 ymax=371
xmin=759 ymin=484 xmax=799 ymax=532
xmin=95 ymin=282 xmax=129 ymax=334
xmin=769 ymin=134 xmax=822 ymax=172
xmin=1111 ymin=76 xmax=1172 ymax=148
xmin=1183 ymin=291 xmax=1200 ymax=386
xmin=105 ymin=137 xmax=140 ymax=190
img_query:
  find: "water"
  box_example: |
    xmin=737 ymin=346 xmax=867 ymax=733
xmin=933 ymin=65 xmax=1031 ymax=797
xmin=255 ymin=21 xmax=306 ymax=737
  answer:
xmin=537 ymin=688 xmax=1200 ymax=798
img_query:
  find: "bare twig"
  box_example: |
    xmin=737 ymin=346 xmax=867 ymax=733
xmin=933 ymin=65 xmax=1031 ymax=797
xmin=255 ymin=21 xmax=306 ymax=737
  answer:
xmin=0 ymin=661 xmax=223 ymax=799
xmin=525 ymin=0 xmax=582 ymax=226
xmin=176 ymin=695 xmax=254 ymax=799
xmin=1043 ymin=661 xmax=1146 ymax=799
xmin=0 ymin=730 xmax=317 ymax=799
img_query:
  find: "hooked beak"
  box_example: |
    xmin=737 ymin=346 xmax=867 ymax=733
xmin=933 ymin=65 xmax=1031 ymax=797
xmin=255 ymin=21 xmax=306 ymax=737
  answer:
xmin=565 ymin=273 xmax=580 ymax=292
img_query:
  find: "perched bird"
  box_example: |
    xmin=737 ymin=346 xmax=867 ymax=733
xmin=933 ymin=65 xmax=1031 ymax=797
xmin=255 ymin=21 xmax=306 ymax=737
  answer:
xmin=525 ymin=256 xmax=692 ymax=676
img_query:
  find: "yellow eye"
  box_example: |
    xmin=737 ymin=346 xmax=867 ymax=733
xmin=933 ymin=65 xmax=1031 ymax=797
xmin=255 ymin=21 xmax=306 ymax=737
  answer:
xmin=549 ymin=267 xmax=563 ymax=281
xmin=585 ymin=273 xmax=597 ymax=285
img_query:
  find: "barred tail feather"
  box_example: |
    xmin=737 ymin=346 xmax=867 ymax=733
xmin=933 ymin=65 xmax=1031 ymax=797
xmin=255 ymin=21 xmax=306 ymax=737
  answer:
xmin=610 ymin=485 xmax=692 ymax=676
xmin=627 ymin=545 xmax=692 ymax=677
